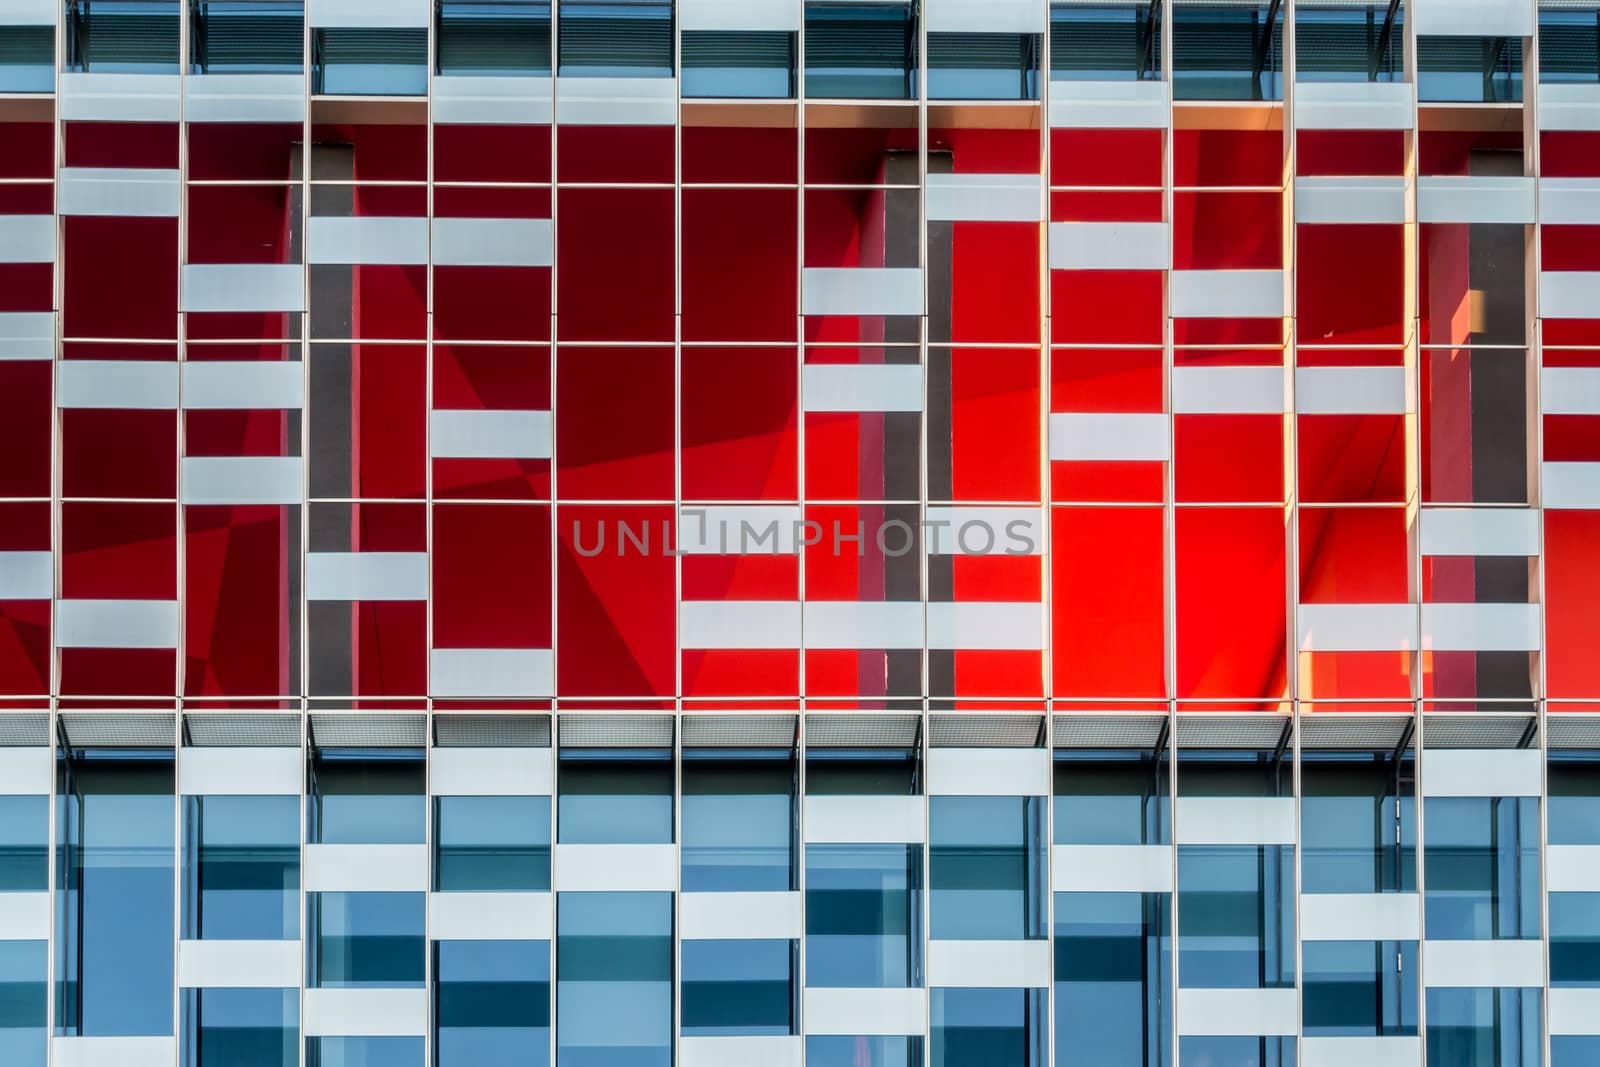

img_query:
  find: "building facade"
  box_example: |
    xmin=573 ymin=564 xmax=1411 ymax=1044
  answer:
xmin=0 ymin=0 xmax=1598 ymax=1064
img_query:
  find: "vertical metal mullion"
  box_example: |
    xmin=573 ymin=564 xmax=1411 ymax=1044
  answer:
xmin=1040 ymin=0 xmax=1055 ymax=1059
xmin=423 ymin=4 xmax=438 ymax=1056
xmin=173 ymin=0 xmax=190 ymax=1055
xmin=1159 ymin=0 xmax=1178 ymax=1058
xmin=46 ymin=0 xmax=65 ymax=1059
xmin=298 ymin=6 xmax=311 ymax=1065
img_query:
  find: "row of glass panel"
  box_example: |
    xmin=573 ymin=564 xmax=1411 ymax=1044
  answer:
xmin=3 ymin=0 xmax=1594 ymax=100
xmin=7 ymin=745 xmax=1599 ymax=1065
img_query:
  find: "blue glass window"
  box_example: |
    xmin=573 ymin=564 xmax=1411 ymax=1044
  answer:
xmin=1541 ymin=2 xmax=1600 ymax=81
xmin=0 ymin=795 xmax=47 ymax=891
xmin=558 ymin=750 xmax=673 ymax=845
xmin=682 ymin=31 xmax=796 ymax=97
xmin=1301 ymin=751 xmax=1415 ymax=894
xmin=435 ymin=795 xmax=551 ymax=892
xmin=309 ymin=751 xmax=424 ymax=845
xmin=930 ymin=795 xmax=1045 ymax=941
xmin=0 ymin=941 xmax=46 ymax=1067
xmin=556 ymin=891 xmax=672 ymax=1067
xmin=1053 ymin=749 xmax=1170 ymax=846
xmin=806 ymin=844 xmax=922 ymax=988
xmin=66 ymin=0 xmax=182 ymax=73
xmin=1053 ymin=892 xmax=1171 ymax=1067
xmin=181 ymin=987 xmax=297 ymax=1067
xmin=311 ymin=28 xmax=428 ymax=94
xmin=306 ymin=1036 xmax=425 ymax=1067
xmin=1171 ymin=0 xmax=1284 ymax=100
xmin=0 ymin=25 xmax=53 ymax=91
xmin=681 ymin=938 xmax=796 ymax=1037
xmin=1555 ymin=1036 xmax=1600 ymax=1066
xmin=1423 ymin=795 xmax=1540 ymax=940
xmin=1177 ymin=846 xmax=1296 ymax=989
xmin=1050 ymin=0 xmax=1161 ymax=80
xmin=1416 ymin=36 xmax=1523 ymax=101
xmin=308 ymin=892 xmax=425 ymax=988
xmin=56 ymin=753 xmax=176 ymax=1037
xmin=681 ymin=752 xmax=794 ymax=892
xmin=927 ymin=32 xmax=1042 ymax=100
xmin=1426 ymin=986 xmax=1540 ymax=1067
xmin=807 ymin=1036 xmax=923 ymax=1067
xmin=1549 ymin=753 xmax=1600 ymax=844
xmin=435 ymin=939 xmax=551 ymax=1067
xmin=804 ymin=0 xmax=918 ymax=100
xmin=557 ymin=0 xmax=673 ymax=77
xmin=437 ymin=0 xmax=551 ymax=76
xmin=183 ymin=795 xmax=299 ymax=941
xmin=189 ymin=0 xmax=304 ymax=74
xmin=931 ymin=987 xmax=1046 ymax=1067
xmin=1550 ymin=891 xmax=1600 ymax=987
xmin=1178 ymin=1036 xmax=1296 ymax=1066
xmin=1301 ymin=940 xmax=1417 ymax=1037
xmin=1293 ymin=0 xmax=1405 ymax=82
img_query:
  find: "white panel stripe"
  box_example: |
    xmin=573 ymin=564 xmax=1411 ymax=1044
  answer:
xmin=0 ymin=749 xmax=52 ymax=795
xmin=1299 ymin=893 xmax=1421 ymax=942
xmin=432 ymin=75 xmax=554 ymax=125
xmin=181 ymin=361 xmax=304 ymax=409
xmin=928 ymin=749 xmax=1050 ymax=796
xmin=1420 ymin=508 xmax=1540 ymax=557
xmin=309 ymin=0 xmax=429 ymax=27
xmin=0 ymin=552 xmax=51 ymax=600
xmin=429 ymin=409 xmax=552 ymax=458
xmin=428 ymin=892 xmax=552 ymax=940
xmin=1547 ymin=845 xmax=1600 ymax=892
xmin=1176 ymin=797 xmax=1297 ymax=845
xmin=1544 ymin=461 xmax=1600 ymax=508
xmin=57 ymin=360 xmax=178 ymax=409
xmin=804 ymin=796 xmax=924 ymax=844
xmin=0 ymin=216 xmax=53 ymax=263
xmin=926 ymin=601 xmax=1044 ymax=650
xmin=184 ymin=74 xmax=306 ymax=123
xmin=1420 ymin=939 xmax=1544 ymax=987
xmin=680 ymin=0 xmax=800 ymax=31
xmin=801 ymin=601 xmax=923 ymax=649
xmin=55 ymin=600 xmax=178 ymax=649
xmin=803 ymin=363 xmax=922 ymax=412
xmin=308 ymin=216 xmax=428 ymax=265
xmin=803 ymin=988 xmax=926 ymax=1036
xmin=1295 ymin=366 xmax=1407 ymax=415
xmin=303 ymin=844 xmax=428 ymax=892
xmin=1048 ymin=80 xmax=1168 ymax=129
xmin=429 ymin=746 xmax=553 ymax=796
xmin=1297 ymin=603 xmax=1416 ymax=652
xmin=306 ymin=552 xmax=429 ymax=602
xmin=178 ymin=940 xmax=301 ymax=988
xmin=682 ymin=1036 xmax=802 ymax=1067
xmin=802 ymin=268 xmax=922 ymax=317
xmin=1421 ymin=602 xmax=1541 ymax=652
xmin=680 ymin=601 xmax=801 ymax=649
xmin=1049 ymin=412 xmax=1170 ymax=462
xmin=1542 ymin=367 xmax=1600 ymax=415
xmin=1051 ymin=845 xmax=1174 ymax=893
xmin=1422 ymin=749 xmax=1543 ymax=798
xmin=181 ymin=264 xmax=305 ymax=313
xmin=1176 ymin=988 xmax=1298 ymax=1036
xmin=1170 ymin=270 xmax=1286 ymax=318
xmin=0 ymin=312 xmax=53 ymax=360
xmin=1551 ymin=988 xmax=1600 ymax=1035
xmin=680 ymin=892 xmax=803 ymax=940
xmin=1294 ymin=177 xmax=1409 ymax=224
xmin=926 ymin=940 xmax=1051 ymax=988
xmin=926 ymin=174 xmax=1043 ymax=222
xmin=58 ymin=168 xmax=181 ymax=217
xmin=553 ymin=844 xmax=678 ymax=891
xmin=1417 ymin=175 xmax=1537 ymax=224
xmin=302 ymin=989 xmax=427 ymax=1037
xmin=181 ymin=456 xmax=303 ymax=505
xmin=0 ymin=0 xmax=56 ymax=24
xmin=926 ymin=0 xmax=1043 ymax=32
xmin=1541 ymin=272 xmax=1600 ymax=319
xmin=429 ymin=648 xmax=553 ymax=697
xmin=1540 ymin=178 xmax=1600 ymax=224
xmin=1292 ymin=81 xmax=1413 ymax=130
xmin=431 ymin=217 xmax=553 ymax=267
xmin=1412 ymin=0 xmax=1533 ymax=37
xmin=1541 ymin=84 xmax=1600 ymax=132
xmin=1049 ymin=221 xmax=1170 ymax=270
xmin=52 ymin=1037 xmax=178 ymax=1067
xmin=59 ymin=73 xmax=182 ymax=122
xmin=179 ymin=748 xmax=302 ymax=795
xmin=1301 ymin=1037 xmax=1422 ymax=1067
xmin=1173 ymin=365 xmax=1286 ymax=414
xmin=0 ymin=891 xmax=50 ymax=940
xmin=554 ymin=76 xmax=677 ymax=125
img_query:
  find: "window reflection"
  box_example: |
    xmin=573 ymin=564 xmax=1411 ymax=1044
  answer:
xmin=557 ymin=750 xmax=673 ymax=845
xmin=806 ymin=844 xmax=923 ymax=987
xmin=0 ymin=941 xmax=46 ymax=1067
xmin=1423 ymin=796 xmax=1540 ymax=941
xmin=434 ymin=795 xmax=551 ymax=892
xmin=681 ymin=938 xmax=796 ymax=1036
xmin=308 ymin=892 xmax=425 ymax=988
xmin=1053 ymin=749 xmax=1170 ymax=846
xmin=931 ymin=987 xmax=1047 ymax=1067
xmin=1426 ymin=986 xmax=1541 ymax=1067
xmin=435 ymin=940 xmax=551 ymax=1067
xmin=930 ymin=796 xmax=1045 ymax=941
xmin=183 ymin=795 xmax=299 ymax=941
xmin=1301 ymin=750 xmax=1415 ymax=894
xmin=681 ymin=751 xmax=795 ymax=892
xmin=181 ymin=987 xmax=297 ymax=1067
xmin=1054 ymin=891 xmax=1171 ymax=1066
xmin=556 ymin=891 xmax=672 ymax=1067
xmin=309 ymin=751 xmax=424 ymax=845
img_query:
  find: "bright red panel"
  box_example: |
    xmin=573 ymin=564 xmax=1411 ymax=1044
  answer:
xmin=945 ymin=347 xmax=1041 ymax=502
xmin=1049 ymin=129 xmax=1164 ymax=187
xmin=557 ymin=505 xmax=676 ymax=697
xmin=948 ymin=222 xmax=1041 ymax=344
xmin=1297 ymin=507 xmax=1409 ymax=602
xmin=1173 ymin=130 xmax=1283 ymax=187
xmin=62 ymin=502 xmax=176 ymax=599
xmin=682 ymin=188 xmax=799 ymax=342
xmin=682 ymin=347 xmax=799 ymax=501
xmin=1296 ymin=225 xmax=1407 ymax=345
xmin=1298 ymin=414 xmax=1407 ymax=503
xmin=64 ymin=121 xmax=179 ymax=168
xmin=558 ymin=125 xmax=674 ymax=183
xmin=1051 ymin=347 xmax=1163 ymax=413
xmin=1051 ymin=506 xmax=1166 ymax=699
xmin=1175 ymin=506 xmax=1289 ymax=701
xmin=188 ymin=123 xmax=302 ymax=181
xmin=184 ymin=505 xmax=296 ymax=696
xmin=1172 ymin=191 xmax=1283 ymax=270
xmin=433 ymin=504 xmax=552 ymax=648
xmin=1049 ymin=271 xmax=1164 ymax=345
xmin=1174 ymin=415 xmax=1285 ymax=503
xmin=1295 ymin=130 xmax=1406 ymax=177
xmin=557 ymin=347 xmax=675 ymax=500
xmin=434 ymin=266 xmax=552 ymax=342
xmin=556 ymin=188 xmax=675 ymax=342
xmin=1547 ymin=509 xmax=1600 ymax=699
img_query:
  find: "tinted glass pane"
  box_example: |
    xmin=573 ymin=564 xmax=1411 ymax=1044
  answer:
xmin=804 ymin=1 xmax=918 ymax=99
xmin=435 ymin=939 xmax=551 ymax=1067
xmin=1541 ymin=4 xmax=1600 ymax=81
xmin=1550 ymin=892 xmax=1600 ymax=987
xmin=927 ymin=32 xmax=1041 ymax=100
xmin=1549 ymin=755 xmax=1600 ymax=845
xmin=1176 ymin=845 xmax=1295 ymax=988
xmin=1293 ymin=1 xmax=1405 ymax=81
xmin=185 ymin=795 xmax=300 ymax=940
xmin=681 ymin=939 xmax=795 ymax=1037
xmin=437 ymin=0 xmax=552 ymax=75
xmin=1171 ymin=0 xmax=1284 ymax=100
xmin=557 ymin=0 xmax=673 ymax=77
xmin=57 ymin=756 xmax=176 ymax=1037
xmin=930 ymin=796 xmax=1045 ymax=941
xmin=0 ymin=796 xmax=47 ymax=891
xmin=807 ymin=1036 xmax=923 ymax=1067
xmin=1053 ymin=892 xmax=1171 ymax=1067
xmin=1426 ymin=987 xmax=1540 ymax=1067
xmin=190 ymin=0 xmax=304 ymax=74
xmin=1416 ymin=35 xmax=1523 ymax=101
xmin=1050 ymin=0 xmax=1162 ymax=80
xmin=682 ymin=30 xmax=795 ymax=97
xmin=182 ymin=987 xmax=297 ymax=1067
xmin=308 ymin=892 xmax=425 ymax=988
xmin=1301 ymin=940 xmax=1417 ymax=1037
xmin=309 ymin=753 xmax=425 ymax=845
xmin=312 ymin=28 xmax=428 ymax=94
xmin=556 ymin=891 xmax=672 ymax=1067
xmin=1300 ymin=752 xmax=1415 ymax=894
xmin=681 ymin=755 xmax=794 ymax=892
xmin=805 ymin=844 xmax=922 ymax=988
xmin=1178 ymin=1036 xmax=1296 ymax=1066
xmin=0 ymin=26 xmax=53 ymax=91
xmin=435 ymin=796 xmax=551 ymax=892
xmin=1423 ymin=796 xmax=1540 ymax=940
xmin=66 ymin=0 xmax=182 ymax=73
xmin=1555 ymin=1036 xmax=1600 ymax=1067
xmin=557 ymin=752 xmax=673 ymax=845
xmin=307 ymin=1036 xmax=425 ymax=1067
xmin=1053 ymin=751 xmax=1169 ymax=846
xmin=931 ymin=987 xmax=1046 ymax=1067
xmin=0 ymin=941 xmax=46 ymax=1067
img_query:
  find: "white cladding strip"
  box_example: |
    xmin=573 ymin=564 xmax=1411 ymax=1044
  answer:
xmin=1541 ymin=84 xmax=1600 ymax=132
xmin=0 ymin=216 xmax=53 ymax=263
xmin=679 ymin=0 xmax=799 ymax=31
xmin=1299 ymin=893 xmax=1421 ymax=942
xmin=1417 ymin=175 xmax=1537 ymax=224
xmin=1295 ymin=366 xmax=1408 ymax=415
xmin=0 ymin=749 xmax=52 ymax=795
xmin=182 ymin=360 xmax=304 ymax=408
xmin=429 ymin=746 xmax=553 ymax=796
xmin=1176 ymin=797 xmax=1297 ymax=845
xmin=429 ymin=649 xmax=554 ymax=698
xmin=181 ymin=264 xmax=305 ymax=314
xmin=0 ymin=312 xmax=53 ymax=360
xmin=429 ymin=409 xmax=552 ymax=459
xmin=1422 ymin=749 xmax=1543 ymax=798
xmin=303 ymin=844 xmax=428 ymax=893
xmin=1049 ymin=412 xmax=1170 ymax=462
xmin=679 ymin=506 xmax=804 ymax=554
xmin=1420 ymin=508 xmax=1540 ymax=557
xmin=1170 ymin=270 xmax=1286 ymax=318
xmin=803 ymin=363 xmax=922 ymax=412
xmin=302 ymin=988 xmax=428 ymax=1037
xmin=53 ymin=1038 xmax=178 ymax=1067
xmin=1540 ymin=272 xmax=1600 ymax=319
xmin=55 ymin=599 xmax=178 ymax=649
xmin=803 ymin=988 xmax=927 ymax=1036
xmin=306 ymin=552 xmax=429 ymax=601
xmin=681 ymin=1036 xmax=802 ymax=1067
xmin=680 ymin=892 xmax=803 ymax=940
xmin=181 ymin=457 xmax=303 ymax=505
xmin=59 ymin=73 xmax=180 ymax=122
xmin=0 ymin=552 xmax=51 ymax=601
xmin=58 ymin=167 xmax=181 ymax=217
xmin=309 ymin=0 xmax=429 ymax=27
xmin=1412 ymin=0 xmax=1533 ymax=37
xmin=1301 ymin=1037 xmax=1422 ymax=1067
xmin=926 ymin=601 xmax=1044 ymax=650
xmin=1294 ymin=177 xmax=1409 ymax=224
xmin=1541 ymin=178 xmax=1600 ymax=225
xmin=429 ymin=892 xmax=552 ymax=940
xmin=432 ymin=217 xmax=553 ymax=267
xmin=432 ymin=75 xmax=554 ymax=125
xmin=927 ymin=173 xmax=1043 ymax=222
xmin=185 ymin=74 xmax=307 ymax=123
xmin=178 ymin=940 xmax=302 ymax=988
xmin=1542 ymin=367 xmax=1600 ymax=415
xmin=57 ymin=360 xmax=178 ymax=409
xmin=1544 ymin=462 xmax=1600 ymax=508
xmin=1048 ymin=80 xmax=1168 ymax=129
xmin=1420 ymin=602 xmax=1541 ymax=652
xmin=0 ymin=0 xmax=56 ymax=23
xmin=1550 ymin=988 xmax=1600 ymax=1035
xmin=555 ymin=76 xmax=677 ymax=125
xmin=179 ymin=747 xmax=302 ymax=795
xmin=1052 ymin=845 xmax=1174 ymax=893
xmin=928 ymin=748 xmax=1050 ymax=796
xmin=308 ymin=216 xmax=428 ymax=265
xmin=802 ymin=268 xmax=923 ymax=318
xmin=1292 ymin=81 xmax=1413 ymax=130
xmin=1297 ymin=604 xmax=1416 ymax=652
xmin=801 ymin=601 xmax=923 ymax=649
xmin=1173 ymin=365 xmax=1286 ymax=414
xmin=1049 ymin=221 xmax=1170 ymax=270
xmin=553 ymin=843 xmax=677 ymax=891
xmin=1176 ymin=987 xmax=1298 ymax=1036
xmin=680 ymin=601 xmax=801 ymax=650
xmin=1547 ymin=845 xmax=1600 ymax=892
xmin=1420 ymin=939 xmax=1545 ymax=988
xmin=924 ymin=507 xmax=1044 ymax=555
xmin=804 ymin=795 xmax=924 ymax=844
xmin=926 ymin=0 xmax=1043 ymax=32
xmin=0 ymin=892 xmax=50 ymax=940
xmin=926 ymin=940 xmax=1051 ymax=988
